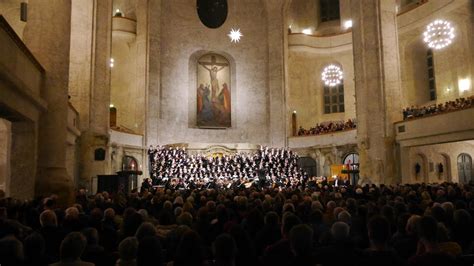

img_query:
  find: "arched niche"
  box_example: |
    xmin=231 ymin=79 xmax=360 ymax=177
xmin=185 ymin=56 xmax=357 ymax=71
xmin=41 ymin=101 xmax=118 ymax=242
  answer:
xmin=188 ymin=50 xmax=237 ymax=129
xmin=413 ymin=153 xmax=428 ymax=183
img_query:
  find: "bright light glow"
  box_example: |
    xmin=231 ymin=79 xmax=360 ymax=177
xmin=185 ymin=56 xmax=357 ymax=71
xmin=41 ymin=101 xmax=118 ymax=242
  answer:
xmin=110 ymin=58 xmax=114 ymax=68
xmin=109 ymin=104 xmax=114 ymax=108
xmin=293 ymin=110 xmax=297 ymax=114
xmin=459 ymin=78 xmax=471 ymax=92
xmin=344 ymin=20 xmax=353 ymax=29
xmin=302 ymin=28 xmax=312 ymax=35
xmin=114 ymin=9 xmax=123 ymax=16
xmin=228 ymin=28 xmax=243 ymax=43
xmin=321 ymin=64 xmax=343 ymax=87
xmin=423 ymin=19 xmax=455 ymax=50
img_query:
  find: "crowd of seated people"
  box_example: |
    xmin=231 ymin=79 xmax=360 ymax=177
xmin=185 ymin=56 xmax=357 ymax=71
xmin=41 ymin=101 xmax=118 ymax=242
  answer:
xmin=297 ymin=119 xmax=356 ymax=136
xmin=0 ymin=181 xmax=474 ymax=265
xmin=148 ymin=146 xmax=306 ymax=190
xmin=403 ymin=96 xmax=474 ymax=120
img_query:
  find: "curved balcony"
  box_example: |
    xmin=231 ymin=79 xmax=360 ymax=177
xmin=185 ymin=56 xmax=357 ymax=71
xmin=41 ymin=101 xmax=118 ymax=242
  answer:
xmin=112 ymin=16 xmax=136 ymax=42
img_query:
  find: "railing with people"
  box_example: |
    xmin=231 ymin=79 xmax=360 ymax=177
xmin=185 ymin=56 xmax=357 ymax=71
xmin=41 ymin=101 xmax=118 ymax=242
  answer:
xmin=297 ymin=119 xmax=357 ymax=136
xmin=403 ymin=96 xmax=474 ymax=121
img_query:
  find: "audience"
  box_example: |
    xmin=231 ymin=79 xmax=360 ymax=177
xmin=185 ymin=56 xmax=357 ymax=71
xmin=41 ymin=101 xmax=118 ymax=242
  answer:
xmin=0 ymin=180 xmax=474 ymax=266
xmin=51 ymin=232 xmax=93 ymax=266
xmin=297 ymin=119 xmax=356 ymax=136
xmin=403 ymin=96 xmax=474 ymax=120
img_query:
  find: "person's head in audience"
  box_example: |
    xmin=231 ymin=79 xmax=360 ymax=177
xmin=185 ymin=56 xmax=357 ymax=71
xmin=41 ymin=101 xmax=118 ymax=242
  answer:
xmin=137 ymin=236 xmax=163 ymax=266
xmin=213 ymin=234 xmax=237 ymax=266
xmin=135 ymin=222 xmax=157 ymax=241
xmin=174 ymin=230 xmax=204 ymax=265
xmin=290 ymin=224 xmax=314 ymax=257
xmin=331 ymin=221 xmax=350 ymax=242
xmin=40 ymin=209 xmax=58 ymax=227
xmin=23 ymin=232 xmax=46 ymax=263
xmin=59 ymin=232 xmax=87 ymax=262
xmin=82 ymin=227 xmax=99 ymax=246
xmin=416 ymin=215 xmax=439 ymax=252
xmin=282 ymin=213 xmax=302 ymax=239
xmin=264 ymin=211 xmax=279 ymax=227
xmin=367 ymin=215 xmax=391 ymax=251
xmin=118 ymin=237 xmax=139 ymax=266
xmin=406 ymin=215 xmax=421 ymax=236
xmin=65 ymin=206 xmax=79 ymax=221
xmin=338 ymin=211 xmax=351 ymax=224
xmin=104 ymin=208 xmax=115 ymax=221
xmin=122 ymin=211 xmax=144 ymax=238
xmin=177 ymin=212 xmax=193 ymax=227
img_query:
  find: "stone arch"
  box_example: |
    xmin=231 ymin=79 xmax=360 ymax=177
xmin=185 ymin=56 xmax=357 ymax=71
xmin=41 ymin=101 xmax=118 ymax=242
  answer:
xmin=439 ymin=153 xmax=451 ymax=182
xmin=457 ymin=153 xmax=473 ymax=184
xmin=298 ymin=156 xmax=317 ymax=177
xmin=188 ymin=50 xmax=237 ymax=128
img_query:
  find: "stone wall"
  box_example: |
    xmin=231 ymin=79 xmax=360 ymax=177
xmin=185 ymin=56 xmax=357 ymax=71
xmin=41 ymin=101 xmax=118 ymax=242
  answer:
xmin=398 ymin=0 xmax=474 ymax=108
xmin=288 ymin=38 xmax=355 ymax=130
xmin=0 ymin=118 xmax=11 ymax=195
xmin=155 ymin=0 xmax=274 ymax=145
xmin=408 ymin=141 xmax=474 ymax=183
xmin=0 ymin=0 xmax=25 ymax=39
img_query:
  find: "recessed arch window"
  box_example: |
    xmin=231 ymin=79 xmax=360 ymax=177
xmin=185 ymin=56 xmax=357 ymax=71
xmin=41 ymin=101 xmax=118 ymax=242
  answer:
xmin=323 ymin=81 xmax=345 ymax=114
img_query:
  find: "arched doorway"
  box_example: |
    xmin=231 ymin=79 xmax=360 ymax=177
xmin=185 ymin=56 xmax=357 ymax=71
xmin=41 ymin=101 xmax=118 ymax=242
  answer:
xmin=343 ymin=153 xmax=359 ymax=185
xmin=457 ymin=153 xmax=473 ymax=184
xmin=297 ymin=157 xmax=317 ymax=177
xmin=440 ymin=153 xmax=451 ymax=182
xmin=414 ymin=153 xmax=428 ymax=183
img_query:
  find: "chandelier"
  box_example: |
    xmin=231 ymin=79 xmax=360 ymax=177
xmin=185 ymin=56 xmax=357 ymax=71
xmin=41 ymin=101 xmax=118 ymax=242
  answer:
xmin=423 ymin=19 xmax=455 ymax=50
xmin=321 ymin=64 xmax=343 ymax=87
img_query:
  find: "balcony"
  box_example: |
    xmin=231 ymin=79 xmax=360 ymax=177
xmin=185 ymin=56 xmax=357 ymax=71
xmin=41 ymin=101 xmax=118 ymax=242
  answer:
xmin=112 ymin=16 xmax=136 ymax=43
xmin=395 ymin=108 xmax=474 ymax=147
xmin=288 ymin=129 xmax=357 ymax=149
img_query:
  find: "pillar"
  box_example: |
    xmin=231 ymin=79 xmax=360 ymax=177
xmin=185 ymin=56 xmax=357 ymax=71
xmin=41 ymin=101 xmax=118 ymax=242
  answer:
xmin=78 ymin=0 xmax=113 ymax=189
xmin=145 ymin=0 xmax=162 ymax=148
xmin=351 ymin=0 xmax=403 ymax=184
xmin=23 ymin=0 xmax=74 ymax=202
xmin=265 ymin=0 xmax=288 ymax=147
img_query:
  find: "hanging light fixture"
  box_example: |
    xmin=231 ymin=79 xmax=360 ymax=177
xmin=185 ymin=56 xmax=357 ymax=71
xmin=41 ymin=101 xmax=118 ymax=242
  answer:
xmin=423 ymin=19 xmax=455 ymax=50
xmin=321 ymin=64 xmax=343 ymax=87
xmin=228 ymin=28 xmax=242 ymax=43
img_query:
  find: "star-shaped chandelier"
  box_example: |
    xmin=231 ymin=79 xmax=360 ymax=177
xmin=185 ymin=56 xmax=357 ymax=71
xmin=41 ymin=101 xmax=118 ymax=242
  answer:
xmin=228 ymin=28 xmax=243 ymax=43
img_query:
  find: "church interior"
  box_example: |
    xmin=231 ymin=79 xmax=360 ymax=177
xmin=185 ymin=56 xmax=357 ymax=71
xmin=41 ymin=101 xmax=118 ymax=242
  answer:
xmin=1 ymin=0 xmax=472 ymax=199
xmin=1 ymin=0 xmax=474 ymax=265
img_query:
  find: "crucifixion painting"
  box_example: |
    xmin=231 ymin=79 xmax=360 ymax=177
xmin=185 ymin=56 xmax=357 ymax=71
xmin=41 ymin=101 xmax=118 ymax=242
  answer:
xmin=197 ymin=54 xmax=231 ymax=128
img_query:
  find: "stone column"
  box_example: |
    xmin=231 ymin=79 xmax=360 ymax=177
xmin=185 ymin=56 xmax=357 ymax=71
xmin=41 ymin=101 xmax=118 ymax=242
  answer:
xmin=23 ymin=0 xmax=74 ymax=202
xmin=78 ymin=0 xmax=113 ymax=189
xmin=265 ymin=0 xmax=288 ymax=147
xmin=351 ymin=0 xmax=403 ymax=184
xmin=145 ymin=0 xmax=161 ymax=148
